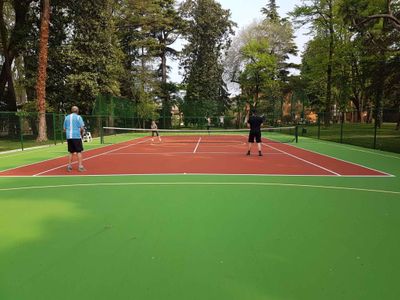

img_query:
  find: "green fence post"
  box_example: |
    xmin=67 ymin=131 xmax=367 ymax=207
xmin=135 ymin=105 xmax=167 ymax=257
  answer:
xmin=317 ymin=113 xmax=321 ymax=139
xmin=373 ymin=120 xmax=378 ymax=149
xmin=295 ymin=125 xmax=299 ymax=143
xmin=60 ymin=114 xmax=64 ymax=144
xmin=340 ymin=111 xmax=344 ymax=144
xmin=52 ymin=112 xmax=57 ymax=145
xmin=19 ymin=115 xmax=24 ymax=151
xmin=100 ymin=116 xmax=104 ymax=144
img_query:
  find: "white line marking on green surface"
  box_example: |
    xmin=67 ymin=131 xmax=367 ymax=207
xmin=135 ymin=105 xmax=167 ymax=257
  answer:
xmin=1 ymin=181 xmax=399 ymax=195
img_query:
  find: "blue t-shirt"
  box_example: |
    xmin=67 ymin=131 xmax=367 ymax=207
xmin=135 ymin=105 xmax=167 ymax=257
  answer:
xmin=64 ymin=113 xmax=84 ymax=139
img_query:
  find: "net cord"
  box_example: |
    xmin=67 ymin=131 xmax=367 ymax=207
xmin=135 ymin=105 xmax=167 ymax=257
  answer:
xmin=102 ymin=126 xmax=297 ymax=133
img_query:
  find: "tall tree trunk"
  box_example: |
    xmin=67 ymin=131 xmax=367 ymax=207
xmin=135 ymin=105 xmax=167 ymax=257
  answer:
xmin=160 ymin=49 xmax=171 ymax=128
xmin=0 ymin=0 xmax=32 ymax=110
xmin=324 ymin=1 xmax=334 ymax=126
xmin=0 ymin=0 xmax=16 ymax=109
xmin=36 ymin=0 xmax=50 ymax=142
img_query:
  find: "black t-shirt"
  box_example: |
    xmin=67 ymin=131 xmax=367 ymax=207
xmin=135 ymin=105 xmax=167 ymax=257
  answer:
xmin=248 ymin=116 xmax=263 ymax=132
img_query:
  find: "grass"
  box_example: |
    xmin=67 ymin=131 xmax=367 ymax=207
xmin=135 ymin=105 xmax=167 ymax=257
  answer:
xmin=299 ymin=123 xmax=400 ymax=153
xmin=0 ymin=135 xmax=62 ymax=152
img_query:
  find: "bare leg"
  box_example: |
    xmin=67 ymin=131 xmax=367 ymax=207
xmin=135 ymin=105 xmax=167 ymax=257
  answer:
xmin=247 ymin=143 xmax=251 ymax=155
xmin=77 ymin=153 xmax=83 ymax=168
xmin=257 ymin=143 xmax=262 ymax=156
xmin=67 ymin=153 xmax=74 ymax=171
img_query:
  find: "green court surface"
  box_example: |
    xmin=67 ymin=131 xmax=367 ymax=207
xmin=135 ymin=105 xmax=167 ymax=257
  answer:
xmin=1 ymin=138 xmax=400 ymax=300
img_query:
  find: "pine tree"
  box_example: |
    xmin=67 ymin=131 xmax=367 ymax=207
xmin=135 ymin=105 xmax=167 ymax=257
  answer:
xmin=261 ymin=0 xmax=279 ymax=22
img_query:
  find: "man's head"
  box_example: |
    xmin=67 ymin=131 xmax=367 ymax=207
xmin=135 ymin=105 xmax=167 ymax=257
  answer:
xmin=251 ymin=109 xmax=257 ymax=116
xmin=71 ymin=106 xmax=79 ymax=113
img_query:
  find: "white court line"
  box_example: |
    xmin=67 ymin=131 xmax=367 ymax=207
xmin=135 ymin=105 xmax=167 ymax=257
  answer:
xmin=193 ymin=137 xmax=202 ymax=153
xmin=304 ymin=138 xmax=400 ymax=160
xmin=286 ymin=139 xmax=394 ymax=177
xmin=33 ymin=138 xmax=152 ymax=176
xmin=1 ymin=181 xmax=399 ymax=195
xmin=263 ymin=143 xmax=341 ymax=176
xmin=106 ymin=151 xmax=286 ymax=155
xmin=0 ymin=153 xmax=69 ymax=173
xmin=0 ymin=139 xmax=110 ymax=173
xmin=0 ymin=145 xmax=51 ymax=157
xmin=0 ymin=173 xmax=393 ymax=178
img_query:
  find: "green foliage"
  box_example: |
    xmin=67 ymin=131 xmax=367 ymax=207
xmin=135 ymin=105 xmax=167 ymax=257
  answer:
xmin=64 ymin=0 xmax=124 ymax=112
xmin=180 ymin=0 xmax=235 ymax=122
xmin=239 ymin=38 xmax=277 ymax=100
xmin=261 ymin=0 xmax=280 ymax=22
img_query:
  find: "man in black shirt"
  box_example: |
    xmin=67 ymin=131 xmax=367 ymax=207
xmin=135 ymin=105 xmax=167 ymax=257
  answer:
xmin=246 ymin=109 xmax=263 ymax=156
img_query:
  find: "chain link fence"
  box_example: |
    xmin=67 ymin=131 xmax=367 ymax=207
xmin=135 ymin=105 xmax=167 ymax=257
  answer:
xmin=0 ymin=109 xmax=399 ymax=153
xmin=298 ymin=110 xmax=400 ymax=153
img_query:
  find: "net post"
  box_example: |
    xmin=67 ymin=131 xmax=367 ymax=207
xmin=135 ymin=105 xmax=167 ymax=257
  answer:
xmin=295 ymin=125 xmax=299 ymax=143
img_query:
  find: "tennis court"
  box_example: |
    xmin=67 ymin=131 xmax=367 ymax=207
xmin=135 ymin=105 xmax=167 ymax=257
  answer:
xmin=0 ymin=128 xmax=391 ymax=177
xmin=1 ymin=131 xmax=400 ymax=300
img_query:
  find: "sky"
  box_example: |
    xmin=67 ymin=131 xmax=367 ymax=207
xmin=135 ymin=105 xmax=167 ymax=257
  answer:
xmin=170 ymin=0 xmax=310 ymax=82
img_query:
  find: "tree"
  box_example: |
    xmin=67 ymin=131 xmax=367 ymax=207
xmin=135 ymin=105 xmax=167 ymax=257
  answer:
xmin=225 ymin=15 xmax=296 ymax=121
xmin=118 ymin=0 xmax=168 ymax=123
xmin=239 ymin=39 xmax=276 ymax=106
xmin=291 ymin=0 xmax=337 ymax=126
xmin=180 ymin=0 xmax=235 ymax=123
xmin=300 ymin=37 xmax=328 ymax=111
xmin=341 ymin=0 xmax=400 ymax=31
xmin=0 ymin=0 xmax=34 ymax=111
xmin=36 ymin=0 xmax=50 ymax=142
xmin=340 ymin=0 xmax=400 ymax=128
xmin=261 ymin=0 xmax=279 ymax=22
xmin=151 ymin=0 xmax=185 ymax=128
xmin=64 ymin=0 xmax=124 ymax=113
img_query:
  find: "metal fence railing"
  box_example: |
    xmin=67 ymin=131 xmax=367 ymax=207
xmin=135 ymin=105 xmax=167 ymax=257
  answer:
xmin=0 ymin=110 xmax=399 ymax=153
xmin=0 ymin=112 xmax=245 ymax=152
xmin=298 ymin=110 xmax=400 ymax=154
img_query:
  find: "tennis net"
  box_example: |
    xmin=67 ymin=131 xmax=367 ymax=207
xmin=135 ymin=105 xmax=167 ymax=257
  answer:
xmin=101 ymin=126 xmax=298 ymax=145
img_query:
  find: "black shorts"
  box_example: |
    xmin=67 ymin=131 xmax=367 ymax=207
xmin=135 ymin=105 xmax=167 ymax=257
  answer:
xmin=248 ymin=131 xmax=262 ymax=143
xmin=67 ymin=139 xmax=83 ymax=153
xmin=152 ymin=130 xmax=159 ymax=137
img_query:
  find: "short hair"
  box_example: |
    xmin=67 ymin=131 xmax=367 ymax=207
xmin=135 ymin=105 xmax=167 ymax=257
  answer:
xmin=251 ymin=109 xmax=257 ymax=115
xmin=71 ymin=106 xmax=79 ymax=113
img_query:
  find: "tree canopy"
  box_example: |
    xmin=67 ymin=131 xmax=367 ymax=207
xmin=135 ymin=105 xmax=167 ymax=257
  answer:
xmin=0 ymin=0 xmax=399 ymax=131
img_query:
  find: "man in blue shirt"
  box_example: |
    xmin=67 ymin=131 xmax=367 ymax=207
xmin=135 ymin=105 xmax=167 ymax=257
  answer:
xmin=64 ymin=106 xmax=86 ymax=172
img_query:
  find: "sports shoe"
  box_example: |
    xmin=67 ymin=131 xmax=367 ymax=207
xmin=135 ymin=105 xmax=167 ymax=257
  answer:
xmin=67 ymin=165 xmax=72 ymax=172
xmin=246 ymin=151 xmax=250 ymax=156
xmin=259 ymin=152 xmax=263 ymax=156
xmin=78 ymin=166 xmax=86 ymax=172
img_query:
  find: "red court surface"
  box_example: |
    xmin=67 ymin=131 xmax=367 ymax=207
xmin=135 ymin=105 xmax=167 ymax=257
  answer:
xmin=0 ymin=136 xmax=391 ymax=177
